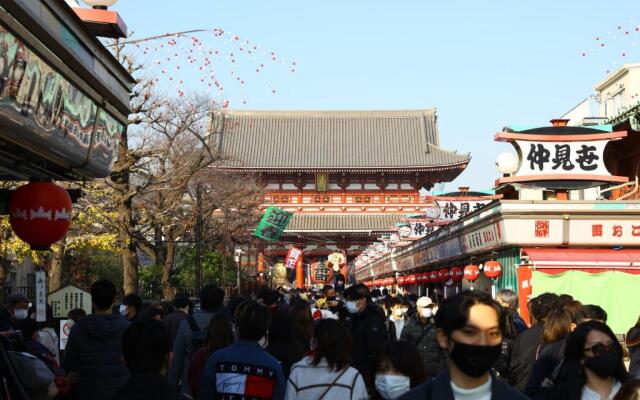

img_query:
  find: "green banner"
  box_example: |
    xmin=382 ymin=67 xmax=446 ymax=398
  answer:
xmin=254 ymin=206 xmax=293 ymax=241
xmin=532 ymin=270 xmax=640 ymax=334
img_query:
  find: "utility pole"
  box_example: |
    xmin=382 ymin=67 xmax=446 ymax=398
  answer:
xmin=195 ymin=183 xmax=203 ymax=292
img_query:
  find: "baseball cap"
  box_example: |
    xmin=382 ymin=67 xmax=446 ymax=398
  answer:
xmin=416 ymin=297 xmax=433 ymax=308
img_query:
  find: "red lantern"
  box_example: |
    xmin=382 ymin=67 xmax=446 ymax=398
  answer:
xmin=429 ymin=270 xmax=439 ymax=282
xmin=450 ymin=266 xmax=464 ymax=282
xmin=388 ymin=277 xmax=396 ymax=285
xmin=9 ymin=182 xmax=72 ymax=251
xmin=484 ymin=261 xmax=502 ymax=279
xmin=397 ymin=276 xmax=406 ymax=285
xmin=439 ymin=268 xmax=450 ymax=282
xmin=421 ymin=272 xmax=431 ymax=284
xmin=464 ymin=264 xmax=480 ymax=282
xmin=406 ymin=274 xmax=417 ymax=285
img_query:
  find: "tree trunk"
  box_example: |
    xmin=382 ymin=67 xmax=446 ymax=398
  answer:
xmin=48 ymin=244 xmax=64 ymax=293
xmin=162 ymin=240 xmax=176 ymax=300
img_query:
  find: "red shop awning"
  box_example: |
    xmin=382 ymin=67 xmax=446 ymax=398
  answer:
xmin=523 ymin=248 xmax=640 ymax=275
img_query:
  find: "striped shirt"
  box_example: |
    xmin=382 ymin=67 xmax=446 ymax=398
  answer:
xmin=285 ymin=356 xmax=368 ymax=400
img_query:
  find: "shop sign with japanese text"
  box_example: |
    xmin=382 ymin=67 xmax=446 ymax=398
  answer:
xmin=495 ymin=125 xmax=628 ymax=189
xmin=255 ymin=205 xmax=293 ymax=241
xmin=435 ymin=200 xmax=490 ymax=221
xmin=461 ymin=222 xmax=504 ymax=253
xmin=568 ymin=220 xmax=640 ymax=246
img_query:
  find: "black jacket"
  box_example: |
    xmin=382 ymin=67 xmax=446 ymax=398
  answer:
xmin=346 ymin=303 xmax=388 ymax=384
xmin=63 ymin=314 xmax=130 ymax=400
xmin=509 ymin=323 xmax=544 ymax=391
xmin=0 ymin=308 xmax=16 ymax=332
xmin=267 ymin=339 xmax=305 ymax=379
xmin=399 ymin=315 xmax=444 ymax=377
xmin=111 ymin=372 xmax=190 ymax=400
xmin=162 ymin=309 xmax=188 ymax=348
xmin=525 ymin=338 xmax=567 ymax=397
xmin=399 ymin=369 xmax=530 ymax=400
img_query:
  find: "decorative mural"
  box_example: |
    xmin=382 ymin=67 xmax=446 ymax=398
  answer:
xmin=0 ymin=24 xmax=123 ymax=178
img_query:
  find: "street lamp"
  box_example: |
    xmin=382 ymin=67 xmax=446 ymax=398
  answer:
xmin=234 ymin=248 xmax=244 ymax=290
xmin=82 ymin=0 xmax=119 ymax=9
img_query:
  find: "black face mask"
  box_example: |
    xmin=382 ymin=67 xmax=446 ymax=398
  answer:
xmin=584 ymin=351 xmax=619 ymax=378
xmin=448 ymin=339 xmax=502 ymax=378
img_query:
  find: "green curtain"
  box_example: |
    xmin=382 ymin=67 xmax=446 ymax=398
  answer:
xmin=496 ymin=247 xmax=520 ymax=292
xmin=532 ymin=270 xmax=640 ymax=334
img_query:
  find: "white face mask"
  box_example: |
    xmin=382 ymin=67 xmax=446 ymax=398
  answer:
xmin=420 ymin=308 xmax=433 ymax=318
xmin=375 ymin=374 xmax=411 ymax=399
xmin=346 ymin=301 xmax=360 ymax=314
xmin=119 ymin=305 xmax=128 ymax=317
xmin=14 ymin=309 xmax=28 ymax=320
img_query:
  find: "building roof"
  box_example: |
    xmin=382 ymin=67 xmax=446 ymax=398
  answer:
xmin=213 ymin=109 xmax=470 ymax=172
xmin=283 ymin=213 xmax=401 ymax=234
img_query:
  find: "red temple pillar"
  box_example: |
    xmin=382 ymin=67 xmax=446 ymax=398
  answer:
xmin=296 ymin=256 xmax=304 ymax=289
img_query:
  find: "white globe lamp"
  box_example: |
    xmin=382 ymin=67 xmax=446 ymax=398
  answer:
xmin=496 ymin=152 xmax=519 ymax=175
xmin=82 ymin=0 xmax=119 ymax=9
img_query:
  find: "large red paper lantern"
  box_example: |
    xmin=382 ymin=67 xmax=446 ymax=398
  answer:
xmin=421 ymin=272 xmax=431 ymax=284
xmin=450 ymin=266 xmax=464 ymax=282
xmin=484 ymin=261 xmax=502 ymax=279
xmin=397 ymin=275 xmax=406 ymax=285
xmin=9 ymin=182 xmax=72 ymax=251
xmin=429 ymin=270 xmax=439 ymax=282
xmin=406 ymin=274 xmax=417 ymax=285
xmin=464 ymin=264 xmax=480 ymax=282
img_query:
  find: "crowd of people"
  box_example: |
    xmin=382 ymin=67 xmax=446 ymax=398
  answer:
xmin=0 ymin=280 xmax=640 ymax=400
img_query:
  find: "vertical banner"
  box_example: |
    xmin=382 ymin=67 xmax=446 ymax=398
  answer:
xmin=35 ymin=270 xmax=46 ymax=322
xmin=59 ymin=319 xmax=73 ymax=350
xmin=516 ymin=264 xmax=533 ymax=326
xmin=285 ymin=247 xmax=303 ymax=270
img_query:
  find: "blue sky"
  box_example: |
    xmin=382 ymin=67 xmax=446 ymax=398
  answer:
xmin=113 ymin=0 xmax=640 ymax=190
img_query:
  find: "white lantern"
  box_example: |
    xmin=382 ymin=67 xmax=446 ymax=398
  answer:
xmin=82 ymin=0 xmax=119 ymax=8
xmin=496 ymin=152 xmax=519 ymax=175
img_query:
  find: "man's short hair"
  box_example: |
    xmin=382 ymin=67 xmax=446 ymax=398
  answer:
xmin=123 ymin=293 xmax=142 ymax=312
xmin=122 ymin=319 xmax=170 ymax=373
xmin=530 ymin=293 xmax=560 ymax=323
xmin=496 ymin=289 xmax=518 ymax=310
xmin=322 ymin=285 xmax=334 ymax=296
xmin=91 ymin=279 xmax=117 ymax=311
xmin=199 ymin=284 xmax=224 ymax=312
xmin=257 ymin=288 xmax=280 ymax=306
xmin=235 ymin=300 xmax=270 ymax=341
xmin=576 ymin=304 xmax=608 ymax=323
xmin=343 ymin=284 xmax=369 ymax=302
xmin=5 ymin=293 xmax=29 ymax=307
xmin=389 ymin=297 xmax=403 ymax=308
xmin=435 ymin=290 xmax=504 ymax=336
xmin=173 ymin=294 xmax=192 ymax=310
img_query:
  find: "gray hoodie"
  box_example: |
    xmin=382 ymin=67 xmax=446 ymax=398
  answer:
xmin=63 ymin=314 xmax=130 ymax=400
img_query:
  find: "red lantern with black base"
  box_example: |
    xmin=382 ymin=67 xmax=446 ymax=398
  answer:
xmin=464 ymin=264 xmax=480 ymax=290
xmin=450 ymin=266 xmax=464 ymax=294
xmin=9 ymin=182 xmax=72 ymax=251
xmin=484 ymin=260 xmax=502 ymax=299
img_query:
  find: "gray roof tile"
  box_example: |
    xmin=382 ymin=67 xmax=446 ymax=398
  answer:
xmin=214 ymin=110 xmax=470 ymax=170
xmin=284 ymin=213 xmax=401 ymax=233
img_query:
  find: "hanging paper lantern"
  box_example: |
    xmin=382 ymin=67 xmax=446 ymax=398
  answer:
xmin=484 ymin=260 xmax=502 ymax=279
xmin=9 ymin=182 xmax=72 ymax=251
xmin=464 ymin=264 xmax=480 ymax=282
xmin=438 ymin=268 xmax=450 ymax=282
xmin=429 ymin=270 xmax=439 ymax=282
xmin=406 ymin=275 xmax=417 ymax=285
xmin=387 ymin=277 xmax=396 ymax=285
xmin=450 ymin=266 xmax=464 ymax=282
xmin=421 ymin=272 xmax=431 ymax=284
xmin=397 ymin=275 xmax=406 ymax=285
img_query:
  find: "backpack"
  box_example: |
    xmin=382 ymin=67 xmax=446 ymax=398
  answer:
xmin=186 ymin=315 xmax=208 ymax=354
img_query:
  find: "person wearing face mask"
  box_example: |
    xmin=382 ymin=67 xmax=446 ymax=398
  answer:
xmin=112 ymin=319 xmax=190 ymax=400
xmin=399 ymin=290 xmax=528 ymax=400
xmin=534 ymin=320 xmax=628 ymax=400
xmin=200 ymin=300 xmax=285 ymax=400
xmin=0 ymin=293 xmax=29 ymax=331
xmin=373 ymin=341 xmax=427 ymax=399
xmin=387 ymin=297 xmax=409 ymax=341
xmin=399 ymin=296 xmax=444 ymax=379
xmin=343 ymin=284 xmax=389 ymax=391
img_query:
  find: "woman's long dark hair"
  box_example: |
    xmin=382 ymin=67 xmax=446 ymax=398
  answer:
xmin=312 ymin=319 xmax=351 ymax=372
xmin=206 ymin=313 xmax=234 ymax=355
xmin=555 ymin=320 xmax=628 ymax=400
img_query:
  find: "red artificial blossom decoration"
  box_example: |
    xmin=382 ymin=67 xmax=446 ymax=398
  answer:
xmin=464 ymin=264 xmax=480 ymax=282
xmin=9 ymin=182 xmax=72 ymax=251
